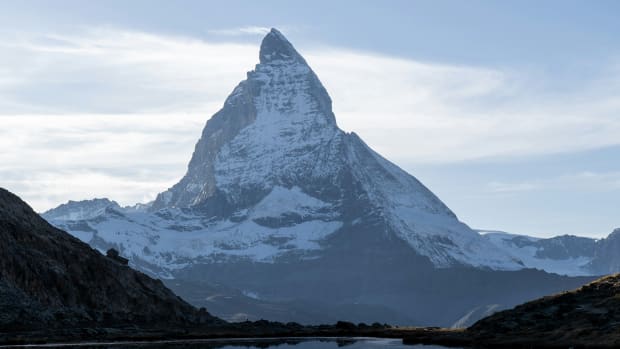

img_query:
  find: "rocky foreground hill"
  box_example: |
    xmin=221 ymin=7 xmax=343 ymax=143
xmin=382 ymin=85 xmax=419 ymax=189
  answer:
xmin=466 ymin=273 xmax=620 ymax=347
xmin=400 ymin=273 xmax=620 ymax=348
xmin=0 ymin=187 xmax=217 ymax=333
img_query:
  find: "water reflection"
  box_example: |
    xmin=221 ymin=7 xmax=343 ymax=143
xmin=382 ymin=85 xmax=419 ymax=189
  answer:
xmin=31 ymin=338 xmax=458 ymax=349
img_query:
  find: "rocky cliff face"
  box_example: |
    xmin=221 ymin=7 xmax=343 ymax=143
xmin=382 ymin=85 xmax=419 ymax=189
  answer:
xmin=0 ymin=188 xmax=215 ymax=331
xmin=151 ymin=29 xmax=335 ymax=212
xmin=588 ymin=228 xmax=620 ymax=275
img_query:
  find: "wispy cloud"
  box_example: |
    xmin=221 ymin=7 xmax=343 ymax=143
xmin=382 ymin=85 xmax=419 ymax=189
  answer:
xmin=0 ymin=113 xmax=204 ymax=211
xmin=321 ymin=52 xmax=620 ymax=164
xmin=487 ymin=171 xmax=620 ymax=194
xmin=207 ymin=26 xmax=271 ymax=36
xmin=1 ymin=28 xmax=620 ymax=210
xmin=0 ymin=29 xmax=258 ymax=114
xmin=488 ymin=181 xmax=541 ymax=193
xmin=559 ymin=171 xmax=620 ymax=191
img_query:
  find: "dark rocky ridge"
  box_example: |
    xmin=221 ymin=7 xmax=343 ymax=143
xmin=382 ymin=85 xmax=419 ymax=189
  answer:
xmin=0 ymin=188 xmax=216 ymax=331
xmin=397 ymin=274 xmax=620 ymax=348
xmin=465 ymin=273 xmax=620 ymax=347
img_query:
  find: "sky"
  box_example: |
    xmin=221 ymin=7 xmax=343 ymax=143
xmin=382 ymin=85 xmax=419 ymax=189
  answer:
xmin=1 ymin=0 xmax=619 ymax=238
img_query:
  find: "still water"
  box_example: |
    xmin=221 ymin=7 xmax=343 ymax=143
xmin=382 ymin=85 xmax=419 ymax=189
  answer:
xmin=15 ymin=338 xmax=459 ymax=349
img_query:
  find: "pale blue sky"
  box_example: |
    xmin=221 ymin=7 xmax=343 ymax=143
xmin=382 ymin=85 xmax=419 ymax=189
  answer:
xmin=1 ymin=1 xmax=619 ymax=237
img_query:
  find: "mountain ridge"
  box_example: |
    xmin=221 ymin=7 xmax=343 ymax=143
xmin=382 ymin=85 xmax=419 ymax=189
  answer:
xmin=465 ymin=273 xmax=620 ymax=347
xmin=480 ymin=229 xmax=620 ymax=276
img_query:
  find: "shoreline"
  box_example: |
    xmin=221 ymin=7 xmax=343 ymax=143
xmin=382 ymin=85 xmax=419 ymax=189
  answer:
xmin=4 ymin=325 xmax=620 ymax=349
xmin=0 ymin=336 xmax=403 ymax=348
xmin=0 ymin=326 xmax=469 ymax=348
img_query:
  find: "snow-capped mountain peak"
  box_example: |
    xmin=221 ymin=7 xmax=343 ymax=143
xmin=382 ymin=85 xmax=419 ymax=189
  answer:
xmin=40 ymin=28 xmax=608 ymax=326
xmin=45 ymin=28 xmax=523 ymax=275
xmin=259 ymin=28 xmax=307 ymax=65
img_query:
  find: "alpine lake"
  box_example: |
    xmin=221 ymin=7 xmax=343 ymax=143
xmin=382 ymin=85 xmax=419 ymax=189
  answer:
xmin=3 ymin=338 xmax=460 ymax=349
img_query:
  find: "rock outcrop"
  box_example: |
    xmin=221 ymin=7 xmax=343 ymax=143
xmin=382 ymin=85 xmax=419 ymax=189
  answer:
xmin=588 ymin=228 xmax=620 ymax=275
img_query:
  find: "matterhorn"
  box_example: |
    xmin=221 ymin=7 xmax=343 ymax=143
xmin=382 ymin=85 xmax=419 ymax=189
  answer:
xmin=45 ymin=29 xmax=591 ymax=326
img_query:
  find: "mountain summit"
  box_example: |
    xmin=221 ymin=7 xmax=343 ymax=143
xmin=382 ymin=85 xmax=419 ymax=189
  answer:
xmin=43 ymin=29 xmax=590 ymax=325
xmin=145 ymin=28 xmax=515 ymax=268
xmin=151 ymin=28 xmax=337 ymax=212
xmin=259 ymin=28 xmax=307 ymax=64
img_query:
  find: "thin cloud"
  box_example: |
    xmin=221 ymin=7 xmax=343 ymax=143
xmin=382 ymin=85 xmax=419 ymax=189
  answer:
xmin=0 ymin=113 xmax=204 ymax=211
xmin=559 ymin=171 xmax=620 ymax=191
xmin=207 ymin=26 xmax=271 ymax=36
xmin=487 ymin=171 xmax=620 ymax=194
xmin=487 ymin=181 xmax=541 ymax=193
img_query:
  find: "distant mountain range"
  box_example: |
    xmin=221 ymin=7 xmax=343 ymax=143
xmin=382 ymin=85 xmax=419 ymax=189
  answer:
xmin=42 ymin=28 xmax=606 ymax=327
xmin=480 ymin=229 xmax=620 ymax=276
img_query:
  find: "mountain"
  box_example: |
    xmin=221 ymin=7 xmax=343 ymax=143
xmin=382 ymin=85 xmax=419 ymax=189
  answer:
xmin=482 ymin=229 xmax=620 ymax=277
xmin=0 ymin=187 xmax=216 ymax=332
xmin=481 ymin=231 xmax=597 ymax=276
xmin=146 ymin=28 xmax=517 ymax=270
xmin=43 ymin=28 xmax=595 ymax=326
xmin=46 ymin=28 xmax=519 ymax=273
xmin=42 ymin=198 xmax=121 ymax=221
xmin=467 ymin=273 xmax=620 ymax=347
xmin=588 ymin=229 xmax=620 ymax=275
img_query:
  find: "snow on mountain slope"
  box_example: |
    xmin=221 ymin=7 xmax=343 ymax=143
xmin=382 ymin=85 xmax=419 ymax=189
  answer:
xmin=47 ymin=189 xmax=342 ymax=277
xmin=44 ymin=28 xmax=525 ymax=276
xmin=346 ymin=138 xmax=520 ymax=269
xmin=251 ymin=186 xmax=334 ymax=219
xmin=481 ymin=231 xmax=595 ymax=276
